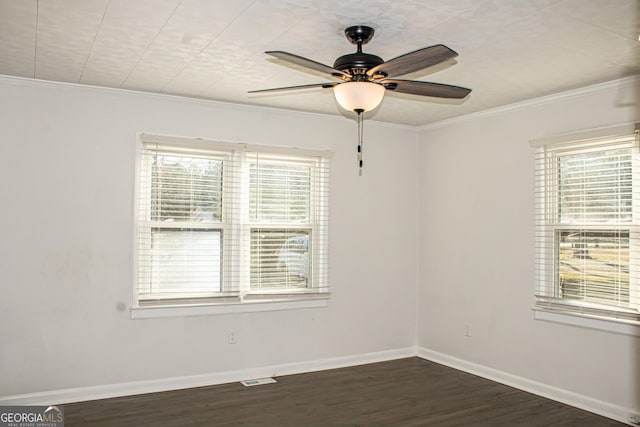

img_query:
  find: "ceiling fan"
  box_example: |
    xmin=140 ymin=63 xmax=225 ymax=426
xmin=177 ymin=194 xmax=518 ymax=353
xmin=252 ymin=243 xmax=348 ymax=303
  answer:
xmin=250 ymin=25 xmax=471 ymax=173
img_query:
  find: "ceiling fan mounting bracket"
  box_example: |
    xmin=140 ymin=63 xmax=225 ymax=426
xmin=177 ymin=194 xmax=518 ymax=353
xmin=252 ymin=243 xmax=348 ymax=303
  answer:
xmin=344 ymin=25 xmax=375 ymax=46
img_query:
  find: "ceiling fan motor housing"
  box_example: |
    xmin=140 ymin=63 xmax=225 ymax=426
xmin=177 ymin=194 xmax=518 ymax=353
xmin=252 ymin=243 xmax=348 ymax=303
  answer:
xmin=333 ymin=52 xmax=384 ymax=76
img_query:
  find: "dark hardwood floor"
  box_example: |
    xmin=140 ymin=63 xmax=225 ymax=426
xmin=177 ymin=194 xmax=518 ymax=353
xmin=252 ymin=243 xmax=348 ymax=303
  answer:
xmin=64 ymin=357 xmax=624 ymax=426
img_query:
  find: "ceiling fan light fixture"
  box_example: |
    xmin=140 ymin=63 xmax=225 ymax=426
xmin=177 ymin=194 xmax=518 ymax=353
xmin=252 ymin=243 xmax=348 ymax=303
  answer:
xmin=333 ymin=81 xmax=385 ymax=112
xmin=252 ymin=25 xmax=471 ymax=174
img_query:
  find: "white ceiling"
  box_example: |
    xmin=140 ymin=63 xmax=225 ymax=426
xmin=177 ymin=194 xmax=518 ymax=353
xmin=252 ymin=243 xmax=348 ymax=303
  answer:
xmin=1 ymin=0 xmax=638 ymax=126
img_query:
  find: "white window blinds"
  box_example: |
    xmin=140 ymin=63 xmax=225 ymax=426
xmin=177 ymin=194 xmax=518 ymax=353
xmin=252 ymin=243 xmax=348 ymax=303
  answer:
xmin=532 ymin=125 xmax=640 ymax=322
xmin=136 ymin=135 xmax=330 ymax=305
xmin=247 ymin=152 xmax=329 ymax=294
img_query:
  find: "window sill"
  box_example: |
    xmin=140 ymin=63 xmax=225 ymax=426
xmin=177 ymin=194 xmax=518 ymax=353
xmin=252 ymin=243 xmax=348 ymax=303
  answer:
xmin=131 ymin=296 xmax=329 ymax=319
xmin=533 ymin=307 xmax=640 ymax=336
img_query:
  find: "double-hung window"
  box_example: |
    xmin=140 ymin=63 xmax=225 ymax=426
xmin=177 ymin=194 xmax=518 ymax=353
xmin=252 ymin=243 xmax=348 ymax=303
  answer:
xmin=134 ymin=134 xmax=330 ymax=317
xmin=532 ymin=123 xmax=640 ymax=327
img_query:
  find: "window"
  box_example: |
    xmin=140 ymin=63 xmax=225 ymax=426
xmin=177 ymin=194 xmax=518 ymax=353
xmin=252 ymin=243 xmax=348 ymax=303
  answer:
xmin=134 ymin=134 xmax=330 ymax=316
xmin=532 ymin=123 xmax=640 ymax=326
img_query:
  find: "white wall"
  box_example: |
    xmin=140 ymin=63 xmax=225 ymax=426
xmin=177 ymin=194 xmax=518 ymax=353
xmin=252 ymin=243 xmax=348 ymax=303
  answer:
xmin=3 ymin=71 xmax=637 ymax=420
xmin=0 ymin=76 xmax=418 ymax=397
xmin=417 ymin=78 xmax=640 ymax=414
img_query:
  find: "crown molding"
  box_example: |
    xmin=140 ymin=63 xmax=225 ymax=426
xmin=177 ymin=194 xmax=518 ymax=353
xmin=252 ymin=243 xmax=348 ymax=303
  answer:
xmin=418 ymin=75 xmax=640 ymax=132
xmin=2 ymin=73 xmax=637 ymax=134
xmin=0 ymin=74 xmax=415 ymax=131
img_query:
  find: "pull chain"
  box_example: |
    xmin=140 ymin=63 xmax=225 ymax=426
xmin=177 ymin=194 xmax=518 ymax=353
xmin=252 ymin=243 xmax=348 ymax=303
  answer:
xmin=356 ymin=109 xmax=364 ymax=176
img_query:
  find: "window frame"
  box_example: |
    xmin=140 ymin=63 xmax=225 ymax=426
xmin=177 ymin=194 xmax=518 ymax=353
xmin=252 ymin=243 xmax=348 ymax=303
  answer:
xmin=132 ymin=133 xmax=331 ymax=319
xmin=531 ymin=123 xmax=640 ymax=334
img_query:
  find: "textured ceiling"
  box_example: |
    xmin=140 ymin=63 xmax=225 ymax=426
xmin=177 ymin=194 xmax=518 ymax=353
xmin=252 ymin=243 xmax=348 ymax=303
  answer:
xmin=1 ymin=0 xmax=638 ymax=126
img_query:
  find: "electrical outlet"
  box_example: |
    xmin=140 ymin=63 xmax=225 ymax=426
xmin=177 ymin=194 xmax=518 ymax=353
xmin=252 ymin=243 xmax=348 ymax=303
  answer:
xmin=465 ymin=323 xmax=472 ymax=338
xmin=228 ymin=330 xmax=237 ymax=344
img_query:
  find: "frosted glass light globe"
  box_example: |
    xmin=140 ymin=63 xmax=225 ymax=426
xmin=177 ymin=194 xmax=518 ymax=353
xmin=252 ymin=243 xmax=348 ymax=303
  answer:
xmin=333 ymin=82 xmax=385 ymax=112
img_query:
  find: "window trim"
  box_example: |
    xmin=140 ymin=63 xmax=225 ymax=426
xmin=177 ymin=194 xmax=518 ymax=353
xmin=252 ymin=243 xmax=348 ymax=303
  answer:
xmin=530 ymin=122 xmax=640 ymax=332
xmin=131 ymin=296 xmax=329 ymax=319
xmin=533 ymin=308 xmax=640 ymax=337
xmin=133 ymin=133 xmax=332 ymax=318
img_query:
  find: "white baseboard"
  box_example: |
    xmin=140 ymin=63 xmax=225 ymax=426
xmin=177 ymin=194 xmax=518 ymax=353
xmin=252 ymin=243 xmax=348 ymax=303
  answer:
xmin=3 ymin=346 xmax=634 ymax=425
xmin=0 ymin=347 xmax=416 ymax=406
xmin=417 ymin=346 xmax=635 ymax=426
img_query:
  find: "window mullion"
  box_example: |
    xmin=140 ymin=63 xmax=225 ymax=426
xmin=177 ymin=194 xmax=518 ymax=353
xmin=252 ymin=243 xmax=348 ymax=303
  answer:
xmin=238 ymin=150 xmax=251 ymax=299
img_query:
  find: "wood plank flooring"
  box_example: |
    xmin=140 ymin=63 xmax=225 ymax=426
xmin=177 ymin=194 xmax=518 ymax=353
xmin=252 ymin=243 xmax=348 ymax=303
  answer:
xmin=64 ymin=357 xmax=624 ymax=426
